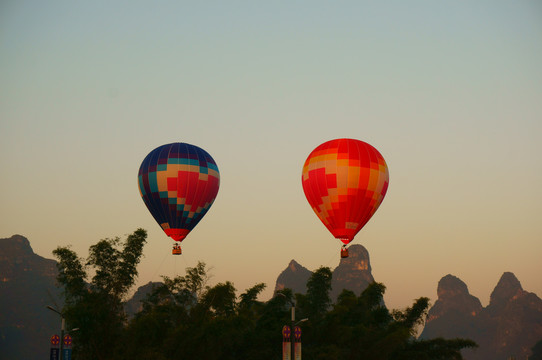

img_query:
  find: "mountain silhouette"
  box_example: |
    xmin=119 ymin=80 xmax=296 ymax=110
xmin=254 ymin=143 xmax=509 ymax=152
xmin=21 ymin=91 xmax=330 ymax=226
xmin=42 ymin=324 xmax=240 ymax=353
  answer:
xmin=274 ymin=259 xmax=312 ymax=295
xmin=3 ymin=235 xmax=541 ymax=360
xmin=420 ymin=272 xmax=542 ymax=360
xmin=273 ymin=244 xmax=375 ymax=302
xmin=0 ymin=235 xmax=63 ymax=360
xmin=125 ymin=281 xmax=162 ymax=317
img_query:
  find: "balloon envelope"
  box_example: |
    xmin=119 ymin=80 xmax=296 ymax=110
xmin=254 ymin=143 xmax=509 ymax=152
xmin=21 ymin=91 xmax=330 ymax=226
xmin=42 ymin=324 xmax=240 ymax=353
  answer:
xmin=301 ymin=138 xmax=389 ymax=245
xmin=138 ymin=143 xmax=220 ymax=242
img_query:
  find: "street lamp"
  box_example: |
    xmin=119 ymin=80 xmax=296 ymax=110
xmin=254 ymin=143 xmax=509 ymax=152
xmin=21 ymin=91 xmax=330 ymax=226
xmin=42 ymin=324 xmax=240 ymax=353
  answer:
xmin=46 ymin=305 xmax=65 ymax=360
xmin=277 ymin=293 xmax=308 ymax=359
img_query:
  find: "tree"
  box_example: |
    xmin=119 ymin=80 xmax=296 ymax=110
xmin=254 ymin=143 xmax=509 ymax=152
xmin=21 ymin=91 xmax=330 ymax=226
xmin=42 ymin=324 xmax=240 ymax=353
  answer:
xmin=531 ymin=339 xmax=542 ymax=360
xmin=239 ymin=283 xmax=266 ymax=313
xmin=297 ymin=266 xmax=333 ymax=321
xmin=53 ymin=228 xmax=147 ymax=360
xmin=297 ymin=281 xmax=477 ymax=360
xmin=200 ymin=281 xmax=237 ymax=317
xmin=122 ymin=262 xmax=212 ymax=360
xmin=55 ymin=236 xmax=477 ymax=360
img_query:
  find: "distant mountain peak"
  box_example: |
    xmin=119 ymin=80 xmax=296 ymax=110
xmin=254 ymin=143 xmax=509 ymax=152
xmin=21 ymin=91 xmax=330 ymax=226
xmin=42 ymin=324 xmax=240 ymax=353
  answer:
xmin=336 ymin=244 xmax=371 ymax=271
xmin=0 ymin=235 xmax=56 ymax=282
xmin=489 ymin=271 xmax=524 ymax=306
xmin=274 ymin=259 xmax=312 ymax=294
xmin=437 ymin=274 xmax=470 ymax=299
xmin=0 ymin=235 xmax=62 ymax=359
xmin=422 ymin=272 xmax=542 ymax=360
xmin=0 ymin=234 xmax=33 ymax=255
xmin=274 ymin=244 xmax=375 ymax=302
xmin=288 ymin=259 xmax=304 ymax=272
xmin=330 ymin=244 xmax=374 ymax=300
xmin=426 ymin=274 xmax=483 ymax=328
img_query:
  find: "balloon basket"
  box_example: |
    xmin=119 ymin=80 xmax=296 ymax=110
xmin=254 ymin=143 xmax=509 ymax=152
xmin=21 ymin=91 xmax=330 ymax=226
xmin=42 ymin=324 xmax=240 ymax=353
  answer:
xmin=340 ymin=247 xmax=349 ymax=258
xmin=172 ymin=244 xmax=182 ymax=255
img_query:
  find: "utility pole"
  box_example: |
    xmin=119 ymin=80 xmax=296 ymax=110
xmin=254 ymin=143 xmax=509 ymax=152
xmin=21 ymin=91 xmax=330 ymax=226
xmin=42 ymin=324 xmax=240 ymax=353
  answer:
xmin=290 ymin=303 xmax=295 ymax=359
xmin=278 ymin=293 xmax=307 ymax=359
xmin=46 ymin=305 xmax=64 ymax=360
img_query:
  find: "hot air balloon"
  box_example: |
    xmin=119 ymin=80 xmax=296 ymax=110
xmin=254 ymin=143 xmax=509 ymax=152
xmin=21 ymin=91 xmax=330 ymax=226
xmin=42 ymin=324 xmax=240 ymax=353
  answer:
xmin=138 ymin=142 xmax=220 ymax=255
xmin=301 ymin=138 xmax=389 ymax=258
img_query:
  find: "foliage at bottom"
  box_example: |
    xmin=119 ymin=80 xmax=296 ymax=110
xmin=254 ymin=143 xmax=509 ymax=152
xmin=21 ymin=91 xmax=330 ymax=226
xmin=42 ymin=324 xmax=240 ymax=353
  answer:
xmin=53 ymin=229 xmax=477 ymax=360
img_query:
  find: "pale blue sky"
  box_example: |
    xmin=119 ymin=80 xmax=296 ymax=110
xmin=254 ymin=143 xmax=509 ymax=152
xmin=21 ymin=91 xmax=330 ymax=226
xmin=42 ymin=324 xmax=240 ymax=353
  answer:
xmin=1 ymin=1 xmax=541 ymax=309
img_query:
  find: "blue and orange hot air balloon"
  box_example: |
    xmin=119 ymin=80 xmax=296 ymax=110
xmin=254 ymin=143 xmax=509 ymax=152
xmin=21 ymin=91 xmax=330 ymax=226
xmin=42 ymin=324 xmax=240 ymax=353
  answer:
xmin=138 ymin=143 xmax=220 ymax=255
xmin=301 ymin=138 xmax=389 ymax=258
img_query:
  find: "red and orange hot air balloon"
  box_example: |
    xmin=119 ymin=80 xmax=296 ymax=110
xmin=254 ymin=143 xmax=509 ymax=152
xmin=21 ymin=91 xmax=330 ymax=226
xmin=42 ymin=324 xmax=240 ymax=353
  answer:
xmin=301 ymin=138 xmax=389 ymax=258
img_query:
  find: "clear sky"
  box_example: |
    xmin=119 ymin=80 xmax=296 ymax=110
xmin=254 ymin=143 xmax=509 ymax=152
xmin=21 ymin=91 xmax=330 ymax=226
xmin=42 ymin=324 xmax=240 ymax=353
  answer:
xmin=1 ymin=1 xmax=541 ymax=310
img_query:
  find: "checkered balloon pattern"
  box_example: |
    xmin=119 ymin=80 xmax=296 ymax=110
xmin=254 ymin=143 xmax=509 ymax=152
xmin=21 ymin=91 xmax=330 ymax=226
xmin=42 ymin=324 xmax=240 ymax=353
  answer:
xmin=138 ymin=143 xmax=220 ymax=242
xmin=302 ymin=138 xmax=389 ymax=245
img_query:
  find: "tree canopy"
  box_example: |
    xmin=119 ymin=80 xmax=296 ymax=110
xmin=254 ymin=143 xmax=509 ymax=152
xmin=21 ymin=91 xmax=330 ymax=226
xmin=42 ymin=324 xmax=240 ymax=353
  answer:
xmin=53 ymin=229 xmax=476 ymax=360
xmin=53 ymin=228 xmax=147 ymax=360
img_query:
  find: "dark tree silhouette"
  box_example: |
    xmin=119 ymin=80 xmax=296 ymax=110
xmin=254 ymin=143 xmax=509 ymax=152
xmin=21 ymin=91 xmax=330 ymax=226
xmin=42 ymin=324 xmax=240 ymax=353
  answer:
xmin=54 ymin=231 xmax=476 ymax=360
xmin=53 ymin=228 xmax=147 ymax=360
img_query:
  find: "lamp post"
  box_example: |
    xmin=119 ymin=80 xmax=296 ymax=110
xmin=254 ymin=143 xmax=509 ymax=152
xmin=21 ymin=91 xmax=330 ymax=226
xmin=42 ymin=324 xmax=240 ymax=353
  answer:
xmin=278 ymin=293 xmax=308 ymax=359
xmin=46 ymin=305 xmax=64 ymax=360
